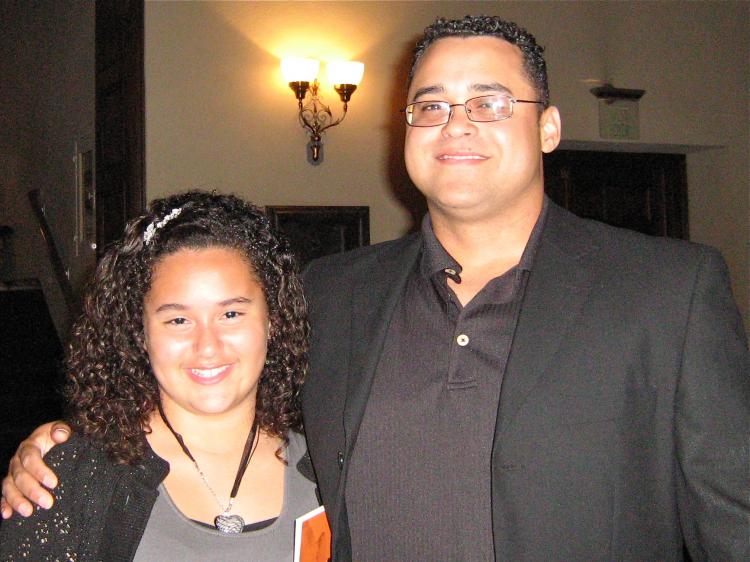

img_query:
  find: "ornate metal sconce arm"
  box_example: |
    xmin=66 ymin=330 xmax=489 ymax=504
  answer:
xmin=284 ymin=62 xmax=361 ymax=164
xmin=295 ymin=81 xmax=350 ymax=139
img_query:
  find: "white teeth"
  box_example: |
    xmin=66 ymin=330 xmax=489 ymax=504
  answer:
xmin=190 ymin=366 xmax=227 ymax=378
xmin=440 ymin=155 xmax=484 ymax=160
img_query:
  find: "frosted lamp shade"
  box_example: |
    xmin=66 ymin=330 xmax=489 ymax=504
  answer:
xmin=281 ymin=57 xmax=320 ymax=83
xmin=327 ymin=61 xmax=364 ymax=86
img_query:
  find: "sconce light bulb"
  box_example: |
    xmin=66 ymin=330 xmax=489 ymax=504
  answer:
xmin=281 ymin=57 xmax=320 ymax=83
xmin=327 ymin=61 xmax=364 ymax=87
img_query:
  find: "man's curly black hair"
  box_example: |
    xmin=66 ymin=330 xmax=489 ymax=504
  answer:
xmin=409 ymin=15 xmax=550 ymax=108
xmin=64 ymin=190 xmax=308 ymax=464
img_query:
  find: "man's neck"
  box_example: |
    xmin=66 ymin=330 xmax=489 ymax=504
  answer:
xmin=429 ymin=196 xmax=543 ymax=305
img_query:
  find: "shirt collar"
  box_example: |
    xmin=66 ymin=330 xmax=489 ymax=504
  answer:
xmin=419 ymin=195 xmax=550 ymax=282
xmin=420 ymin=213 xmax=461 ymax=281
xmin=518 ymin=195 xmax=549 ymax=273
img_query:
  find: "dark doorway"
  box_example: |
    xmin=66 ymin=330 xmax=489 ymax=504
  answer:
xmin=0 ymin=0 xmax=148 ymax=475
xmin=544 ymin=150 xmax=688 ymax=239
xmin=0 ymin=287 xmax=64 ymax=474
xmin=95 ymin=0 xmax=146 ymax=255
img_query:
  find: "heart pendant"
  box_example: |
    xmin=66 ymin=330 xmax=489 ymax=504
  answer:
xmin=215 ymin=513 xmax=245 ymax=534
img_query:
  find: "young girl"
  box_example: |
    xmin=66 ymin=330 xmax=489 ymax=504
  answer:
xmin=0 ymin=191 xmax=319 ymax=561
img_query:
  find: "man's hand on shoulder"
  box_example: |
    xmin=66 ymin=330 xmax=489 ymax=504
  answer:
xmin=1 ymin=421 xmax=72 ymax=518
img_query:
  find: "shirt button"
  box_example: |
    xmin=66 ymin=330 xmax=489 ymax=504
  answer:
xmin=456 ymin=334 xmax=469 ymax=346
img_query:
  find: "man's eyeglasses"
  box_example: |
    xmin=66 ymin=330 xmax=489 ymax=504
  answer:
xmin=402 ymin=94 xmax=543 ymax=127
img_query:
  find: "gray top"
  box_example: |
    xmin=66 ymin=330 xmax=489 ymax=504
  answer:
xmin=133 ymin=431 xmax=319 ymax=562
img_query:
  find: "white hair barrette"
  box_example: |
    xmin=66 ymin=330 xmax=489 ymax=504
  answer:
xmin=143 ymin=207 xmax=182 ymax=246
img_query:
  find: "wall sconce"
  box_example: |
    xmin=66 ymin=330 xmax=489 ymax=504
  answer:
xmin=281 ymin=57 xmax=364 ymax=164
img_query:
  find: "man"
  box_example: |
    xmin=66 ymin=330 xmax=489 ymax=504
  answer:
xmin=3 ymin=15 xmax=749 ymax=561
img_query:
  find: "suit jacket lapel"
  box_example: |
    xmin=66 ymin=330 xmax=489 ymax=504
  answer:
xmin=495 ymin=204 xmax=600 ymax=442
xmin=342 ymin=234 xmax=422 ymax=452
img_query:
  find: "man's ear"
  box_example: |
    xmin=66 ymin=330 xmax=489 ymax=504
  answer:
xmin=539 ymin=106 xmax=561 ymax=154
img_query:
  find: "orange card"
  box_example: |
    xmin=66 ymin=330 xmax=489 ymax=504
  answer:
xmin=294 ymin=505 xmax=331 ymax=562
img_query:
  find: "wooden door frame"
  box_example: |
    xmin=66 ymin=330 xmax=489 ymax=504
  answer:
xmin=95 ymin=0 xmax=146 ymax=256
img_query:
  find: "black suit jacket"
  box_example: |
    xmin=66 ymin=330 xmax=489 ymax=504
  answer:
xmin=301 ymin=202 xmax=749 ymax=561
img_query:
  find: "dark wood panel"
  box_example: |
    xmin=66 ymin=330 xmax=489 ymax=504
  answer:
xmin=544 ymin=150 xmax=688 ymax=239
xmin=95 ymin=0 xmax=145 ymax=256
xmin=266 ymin=206 xmax=370 ymax=267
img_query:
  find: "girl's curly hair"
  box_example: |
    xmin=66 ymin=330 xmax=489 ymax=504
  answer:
xmin=64 ymin=191 xmax=308 ymax=464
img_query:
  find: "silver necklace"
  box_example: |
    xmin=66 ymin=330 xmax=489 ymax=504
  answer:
xmin=157 ymin=402 xmax=259 ymax=534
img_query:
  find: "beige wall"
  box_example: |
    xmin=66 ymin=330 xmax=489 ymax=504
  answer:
xmin=145 ymin=1 xmax=749 ymax=326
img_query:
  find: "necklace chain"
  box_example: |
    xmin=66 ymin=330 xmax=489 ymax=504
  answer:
xmin=190 ymin=458 xmax=233 ymax=513
xmin=157 ymin=402 xmax=259 ymax=524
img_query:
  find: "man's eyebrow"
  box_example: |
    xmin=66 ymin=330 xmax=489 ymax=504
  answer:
xmin=471 ymin=82 xmax=513 ymax=95
xmin=411 ymin=82 xmax=513 ymax=101
xmin=411 ymin=84 xmax=445 ymax=100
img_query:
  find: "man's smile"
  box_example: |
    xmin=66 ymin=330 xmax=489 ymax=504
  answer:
xmin=437 ymin=152 xmax=488 ymax=162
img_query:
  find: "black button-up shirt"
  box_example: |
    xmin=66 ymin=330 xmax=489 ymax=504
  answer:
xmin=347 ymin=199 xmax=549 ymax=561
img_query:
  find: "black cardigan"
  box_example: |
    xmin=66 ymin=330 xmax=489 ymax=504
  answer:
xmin=0 ymin=434 xmax=169 ymax=561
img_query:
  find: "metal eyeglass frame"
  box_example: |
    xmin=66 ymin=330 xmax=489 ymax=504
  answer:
xmin=401 ymin=94 xmax=543 ymax=127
